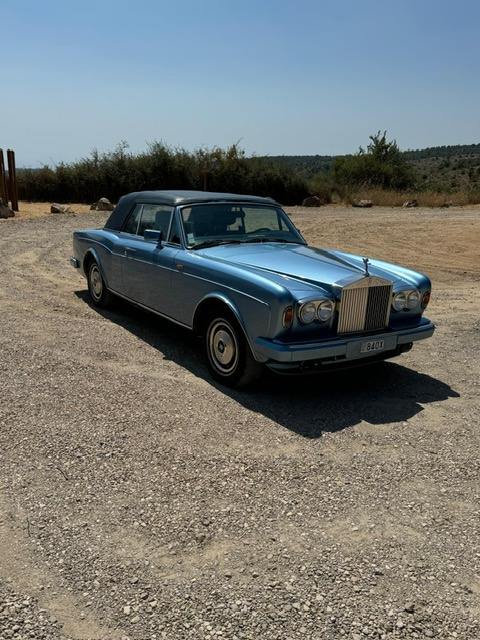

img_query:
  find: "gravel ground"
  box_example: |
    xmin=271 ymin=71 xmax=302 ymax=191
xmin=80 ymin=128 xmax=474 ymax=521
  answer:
xmin=0 ymin=203 xmax=479 ymax=639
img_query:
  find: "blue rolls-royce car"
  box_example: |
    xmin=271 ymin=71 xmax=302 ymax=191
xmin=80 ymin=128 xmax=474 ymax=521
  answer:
xmin=71 ymin=190 xmax=434 ymax=387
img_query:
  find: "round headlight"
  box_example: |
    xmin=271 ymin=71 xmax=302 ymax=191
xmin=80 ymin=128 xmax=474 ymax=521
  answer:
xmin=299 ymin=302 xmax=316 ymax=324
xmin=406 ymin=290 xmax=421 ymax=310
xmin=392 ymin=291 xmax=407 ymax=311
xmin=317 ymin=300 xmax=334 ymax=322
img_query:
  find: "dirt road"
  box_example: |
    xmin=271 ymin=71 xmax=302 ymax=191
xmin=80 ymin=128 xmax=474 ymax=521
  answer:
xmin=0 ymin=203 xmax=479 ymax=639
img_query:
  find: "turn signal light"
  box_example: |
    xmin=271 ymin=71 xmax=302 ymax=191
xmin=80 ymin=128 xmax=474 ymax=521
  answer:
xmin=283 ymin=306 xmax=293 ymax=328
xmin=422 ymin=291 xmax=431 ymax=309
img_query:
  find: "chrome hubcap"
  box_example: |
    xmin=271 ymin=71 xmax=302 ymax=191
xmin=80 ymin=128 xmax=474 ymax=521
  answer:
xmin=90 ymin=265 xmax=102 ymax=299
xmin=209 ymin=321 xmax=238 ymax=374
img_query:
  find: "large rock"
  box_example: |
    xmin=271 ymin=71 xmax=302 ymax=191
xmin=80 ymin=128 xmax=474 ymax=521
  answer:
xmin=51 ymin=203 xmax=73 ymax=214
xmin=352 ymin=199 xmax=373 ymax=208
xmin=302 ymin=196 xmax=322 ymax=207
xmin=91 ymin=197 xmax=115 ymax=211
xmin=0 ymin=199 xmax=15 ymax=218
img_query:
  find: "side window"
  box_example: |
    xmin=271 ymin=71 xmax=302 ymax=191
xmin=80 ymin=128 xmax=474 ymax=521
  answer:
xmin=138 ymin=205 xmax=162 ymax=236
xmin=122 ymin=204 xmax=175 ymax=238
xmin=122 ymin=204 xmax=143 ymax=234
xmin=152 ymin=207 xmax=173 ymax=238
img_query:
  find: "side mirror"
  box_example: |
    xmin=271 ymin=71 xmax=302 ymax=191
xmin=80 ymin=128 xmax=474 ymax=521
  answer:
xmin=144 ymin=229 xmax=163 ymax=247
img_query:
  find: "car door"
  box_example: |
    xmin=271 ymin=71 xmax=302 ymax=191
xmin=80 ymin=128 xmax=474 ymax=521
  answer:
xmin=118 ymin=204 xmax=180 ymax=316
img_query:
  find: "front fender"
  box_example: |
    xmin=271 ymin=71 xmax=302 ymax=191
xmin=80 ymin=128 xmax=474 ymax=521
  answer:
xmin=193 ymin=292 xmax=271 ymax=363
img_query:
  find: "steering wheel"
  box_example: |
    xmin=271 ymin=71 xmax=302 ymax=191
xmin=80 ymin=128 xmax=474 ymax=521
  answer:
xmin=251 ymin=228 xmax=271 ymax=233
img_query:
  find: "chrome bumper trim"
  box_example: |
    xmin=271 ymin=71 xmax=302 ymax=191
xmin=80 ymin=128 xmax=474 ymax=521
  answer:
xmin=254 ymin=320 xmax=435 ymax=364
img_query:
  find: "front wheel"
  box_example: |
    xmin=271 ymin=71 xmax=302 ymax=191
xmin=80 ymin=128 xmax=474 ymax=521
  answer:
xmin=87 ymin=259 xmax=113 ymax=308
xmin=203 ymin=311 xmax=263 ymax=388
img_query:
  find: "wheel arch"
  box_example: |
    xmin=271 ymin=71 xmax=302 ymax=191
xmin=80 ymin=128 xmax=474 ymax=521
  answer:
xmin=83 ymin=248 xmax=109 ymax=287
xmin=193 ymin=294 xmax=259 ymax=362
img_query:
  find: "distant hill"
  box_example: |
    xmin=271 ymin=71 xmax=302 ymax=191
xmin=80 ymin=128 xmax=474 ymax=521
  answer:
xmin=402 ymin=143 xmax=480 ymax=190
xmin=261 ymin=143 xmax=480 ymax=190
xmin=402 ymin=143 xmax=480 ymax=160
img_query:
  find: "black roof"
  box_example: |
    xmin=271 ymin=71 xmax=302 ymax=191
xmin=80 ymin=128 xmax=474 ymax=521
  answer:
xmin=104 ymin=190 xmax=278 ymax=231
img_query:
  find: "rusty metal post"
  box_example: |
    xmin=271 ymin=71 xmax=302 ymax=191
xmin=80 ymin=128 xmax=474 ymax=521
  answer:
xmin=0 ymin=149 xmax=8 ymax=205
xmin=7 ymin=149 xmax=19 ymax=211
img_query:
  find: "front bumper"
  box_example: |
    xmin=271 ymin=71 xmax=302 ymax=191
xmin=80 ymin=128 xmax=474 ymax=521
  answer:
xmin=254 ymin=319 xmax=435 ymax=369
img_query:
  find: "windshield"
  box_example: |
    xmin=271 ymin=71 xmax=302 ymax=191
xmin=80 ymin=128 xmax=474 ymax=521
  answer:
xmin=180 ymin=203 xmax=306 ymax=249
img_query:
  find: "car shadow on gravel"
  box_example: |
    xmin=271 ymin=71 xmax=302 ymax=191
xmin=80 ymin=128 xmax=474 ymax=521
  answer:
xmin=236 ymin=365 xmax=459 ymax=438
xmin=77 ymin=292 xmax=459 ymax=439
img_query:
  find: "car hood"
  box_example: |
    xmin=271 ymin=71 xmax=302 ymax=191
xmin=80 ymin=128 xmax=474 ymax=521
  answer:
xmin=198 ymin=243 xmax=421 ymax=291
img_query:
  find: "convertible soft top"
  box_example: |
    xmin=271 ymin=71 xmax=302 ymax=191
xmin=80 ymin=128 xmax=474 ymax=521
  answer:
xmin=104 ymin=190 xmax=278 ymax=231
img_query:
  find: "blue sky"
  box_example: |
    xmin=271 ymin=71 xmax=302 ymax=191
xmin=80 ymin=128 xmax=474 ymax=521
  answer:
xmin=2 ymin=0 xmax=479 ymax=167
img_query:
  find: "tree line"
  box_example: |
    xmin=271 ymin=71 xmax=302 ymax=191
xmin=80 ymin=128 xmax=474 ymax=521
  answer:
xmin=17 ymin=142 xmax=309 ymax=206
xmin=16 ymin=134 xmax=480 ymax=205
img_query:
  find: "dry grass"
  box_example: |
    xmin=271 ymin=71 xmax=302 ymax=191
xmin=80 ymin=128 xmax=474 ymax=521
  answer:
xmin=7 ymin=202 xmax=94 ymax=220
xmin=347 ymin=188 xmax=480 ymax=207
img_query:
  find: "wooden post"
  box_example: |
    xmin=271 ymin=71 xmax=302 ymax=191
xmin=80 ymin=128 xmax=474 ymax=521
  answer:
xmin=0 ymin=149 xmax=8 ymax=205
xmin=7 ymin=149 xmax=19 ymax=211
xmin=201 ymin=168 xmax=210 ymax=191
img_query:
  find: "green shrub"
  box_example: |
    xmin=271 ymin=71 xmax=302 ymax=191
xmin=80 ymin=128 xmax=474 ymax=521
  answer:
xmin=309 ymin=172 xmax=334 ymax=204
xmin=333 ymin=131 xmax=416 ymax=194
xmin=16 ymin=141 xmax=309 ymax=205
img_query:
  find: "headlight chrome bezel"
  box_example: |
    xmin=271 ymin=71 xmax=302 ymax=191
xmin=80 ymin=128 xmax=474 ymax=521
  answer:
xmin=318 ymin=300 xmax=335 ymax=321
xmin=406 ymin=290 xmax=421 ymax=310
xmin=297 ymin=299 xmax=335 ymax=325
xmin=392 ymin=289 xmax=422 ymax=312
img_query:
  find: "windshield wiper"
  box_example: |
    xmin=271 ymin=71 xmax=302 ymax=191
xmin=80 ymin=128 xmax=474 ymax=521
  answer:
xmin=243 ymin=237 xmax=302 ymax=244
xmin=190 ymin=239 xmax=242 ymax=250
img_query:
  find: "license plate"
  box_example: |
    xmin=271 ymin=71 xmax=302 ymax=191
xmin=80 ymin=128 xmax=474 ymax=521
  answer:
xmin=360 ymin=339 xmax=385 ymax=353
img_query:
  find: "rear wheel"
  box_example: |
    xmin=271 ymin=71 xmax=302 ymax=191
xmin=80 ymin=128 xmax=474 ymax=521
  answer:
xmin=87 ymin=259 xmax=113 ymax=308
xmin=203 ymin=310 xmax=263 ymax=388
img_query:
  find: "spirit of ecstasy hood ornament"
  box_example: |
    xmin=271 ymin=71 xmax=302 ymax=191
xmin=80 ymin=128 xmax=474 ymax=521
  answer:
xmin=363 ymin=257 xmax=371 ymax=277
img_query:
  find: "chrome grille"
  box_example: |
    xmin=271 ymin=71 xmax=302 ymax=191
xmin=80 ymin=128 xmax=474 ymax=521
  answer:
xmin=337 ymin=277 xmax=392 ymax=334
